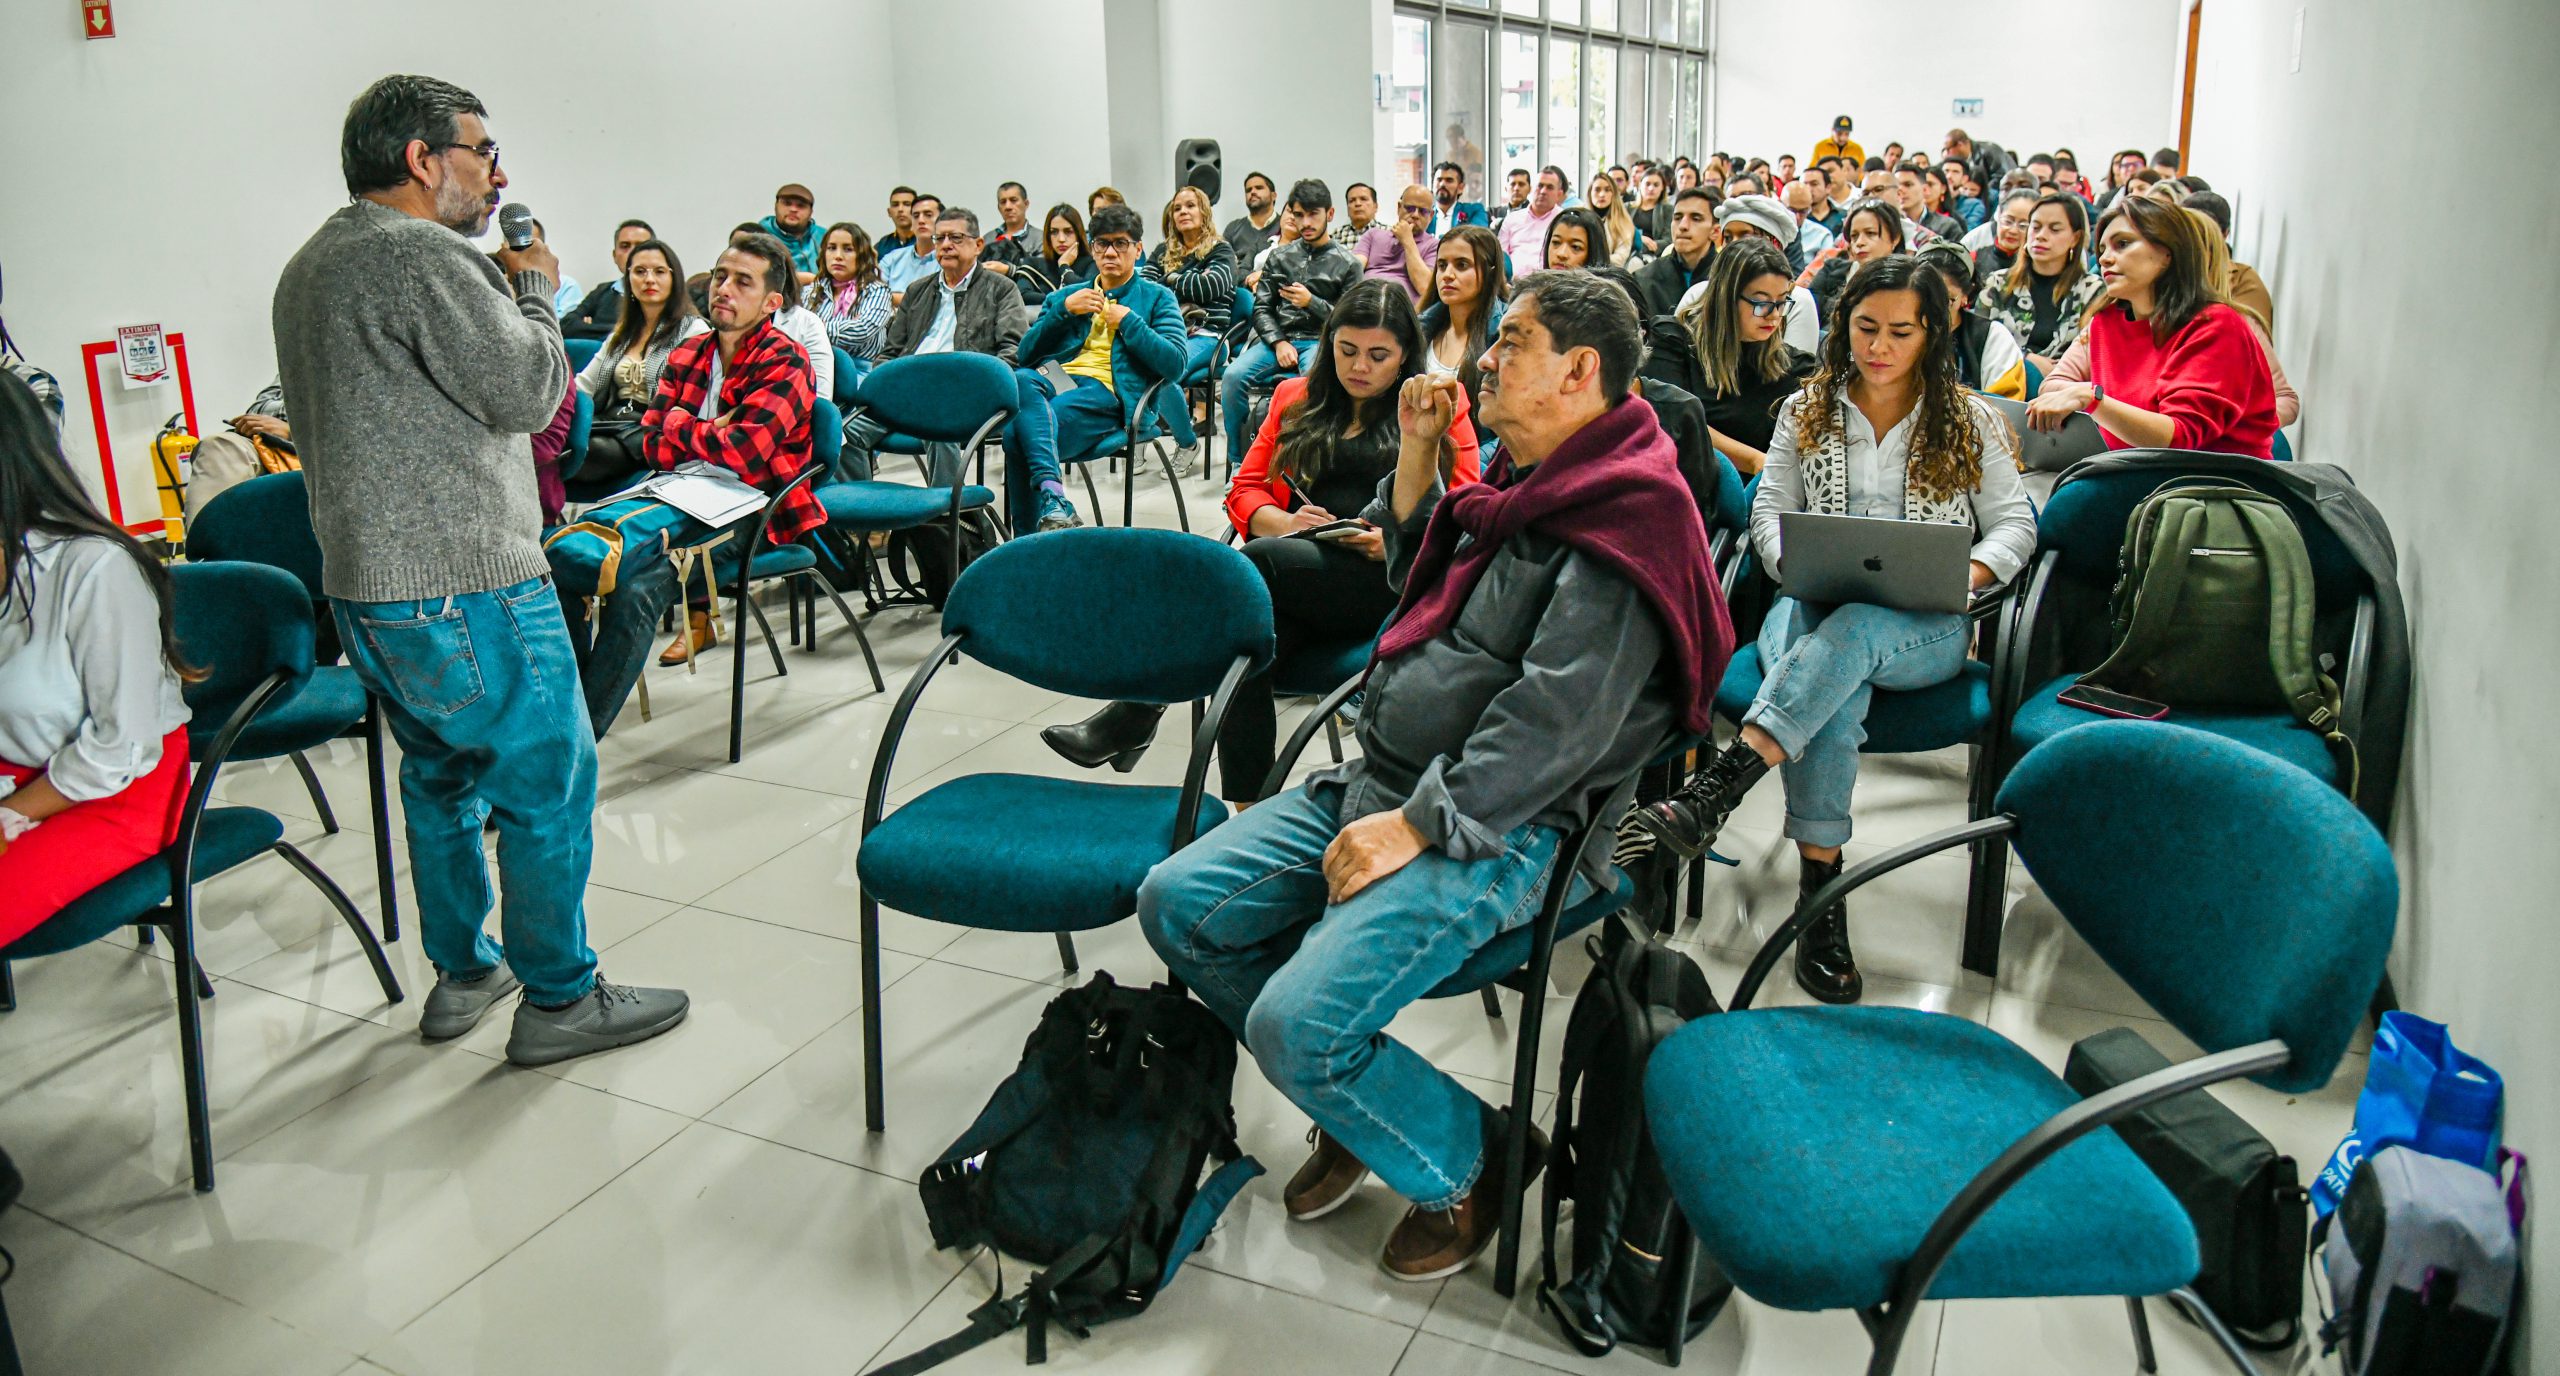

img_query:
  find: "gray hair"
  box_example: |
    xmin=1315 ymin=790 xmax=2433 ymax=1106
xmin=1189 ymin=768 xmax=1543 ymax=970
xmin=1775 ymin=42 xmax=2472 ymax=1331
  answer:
xmin=936 ymin=206 xmax=981 ymax=238
xmin=1509 ymin=270 xmax=1643 ymax=403
xmin=340 ymin=74 xmax=486 ymax=197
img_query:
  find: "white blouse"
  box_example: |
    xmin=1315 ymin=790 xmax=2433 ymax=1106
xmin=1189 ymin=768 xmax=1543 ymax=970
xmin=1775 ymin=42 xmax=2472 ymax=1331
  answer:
xmin=0 ymin=532 xmax=191 ymax=803
xmin=1752 ymin=388 xmax=2039 ymax=589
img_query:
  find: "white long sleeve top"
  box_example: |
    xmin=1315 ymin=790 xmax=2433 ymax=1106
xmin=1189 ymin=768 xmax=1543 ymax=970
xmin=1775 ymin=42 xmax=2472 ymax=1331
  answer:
xmin=0 ymin=532 xmax=191 ymax=803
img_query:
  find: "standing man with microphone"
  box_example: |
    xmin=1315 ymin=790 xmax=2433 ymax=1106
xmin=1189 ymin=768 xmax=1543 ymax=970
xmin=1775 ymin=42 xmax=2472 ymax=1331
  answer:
xmin=272 ymin=75 xmax=688 ymax=1065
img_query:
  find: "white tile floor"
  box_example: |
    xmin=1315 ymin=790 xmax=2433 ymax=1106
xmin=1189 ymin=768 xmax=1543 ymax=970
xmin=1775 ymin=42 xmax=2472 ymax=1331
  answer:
xmin=0 ymin=460 xmax=2361 ymax=1375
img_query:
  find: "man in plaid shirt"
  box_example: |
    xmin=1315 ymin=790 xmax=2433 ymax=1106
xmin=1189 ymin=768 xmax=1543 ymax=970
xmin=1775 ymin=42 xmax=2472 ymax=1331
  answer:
xmin=643 ymin=232 xmax=821 ymax=663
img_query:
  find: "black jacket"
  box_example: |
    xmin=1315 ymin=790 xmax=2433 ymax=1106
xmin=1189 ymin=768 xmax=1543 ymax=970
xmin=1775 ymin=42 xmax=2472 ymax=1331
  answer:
xmin=1636 ymin=246 xmax=1715 ymax=320
xmin=1639 ymin=316 xmax=1816 ymax=460
xmin=1251 ymin=239 xmax=1361 ymax=344
xmin=561 ymin=281 xmax=622 ymax=340
xmin=883 ymin=268 xmax=1033 ymax=364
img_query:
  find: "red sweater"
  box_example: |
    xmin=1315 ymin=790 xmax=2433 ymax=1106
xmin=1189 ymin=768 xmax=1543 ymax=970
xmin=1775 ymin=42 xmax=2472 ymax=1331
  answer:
xmin=2084 ymin=301 xmax=2277 ymax=460
xmin=1224 ymin=375 xmax=1483 ymax=536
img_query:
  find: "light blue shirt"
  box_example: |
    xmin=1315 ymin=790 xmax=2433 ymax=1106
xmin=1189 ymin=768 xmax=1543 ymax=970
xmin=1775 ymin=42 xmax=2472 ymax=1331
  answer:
xmin=1795 ymin=219 xmax=1834 ymax=260
xmin=881 ymin=243 xmax=939 ymax=295
xmin=916 ymin=267 xmax=978 ymax=355
xmin=551 ymin=275 xmax=583 ymax=317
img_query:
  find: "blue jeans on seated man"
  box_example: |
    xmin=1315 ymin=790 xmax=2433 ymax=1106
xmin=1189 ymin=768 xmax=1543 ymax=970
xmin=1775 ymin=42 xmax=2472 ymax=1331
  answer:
xmin=1005 ymin=368 xmax=1123 ymax=531
xmin=1140 ymin=782 xmax=1587 ymax=1211
xmin=1745 ymin=596 xmax=1970 ymax=849
xmin=557 ymin=532 xmax=681 ymax=739
xmin=333 ymin=577 xmax=600 ymax=1007
xmin=1219 ymin=338 xmax=1317 ymax=464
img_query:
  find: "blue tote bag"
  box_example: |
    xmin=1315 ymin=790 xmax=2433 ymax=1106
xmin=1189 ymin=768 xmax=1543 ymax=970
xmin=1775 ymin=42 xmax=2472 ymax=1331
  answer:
xmin=2312 ymin=1011 xmax=2504 ymax=1216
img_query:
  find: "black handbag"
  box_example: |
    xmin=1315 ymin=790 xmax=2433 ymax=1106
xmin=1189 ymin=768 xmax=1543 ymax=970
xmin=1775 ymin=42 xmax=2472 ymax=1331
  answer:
xmin=2063 ymin=1027 xmax=2309 ymax=1349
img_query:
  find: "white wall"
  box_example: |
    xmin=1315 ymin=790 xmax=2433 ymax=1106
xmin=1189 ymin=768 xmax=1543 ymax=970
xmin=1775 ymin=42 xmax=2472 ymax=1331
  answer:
xmin=2190 ymin=1 xmax=2560 ymax=1363
xmin=0 ymin=0 xmax=1383 ymax=527
xmin=1710 ymin=0 xmax=2184 ymax=172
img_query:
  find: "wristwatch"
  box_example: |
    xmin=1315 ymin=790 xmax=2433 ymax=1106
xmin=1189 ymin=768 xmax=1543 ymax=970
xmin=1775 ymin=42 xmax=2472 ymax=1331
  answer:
xmin=2084 ymin=382 xmax=2106 ymax=413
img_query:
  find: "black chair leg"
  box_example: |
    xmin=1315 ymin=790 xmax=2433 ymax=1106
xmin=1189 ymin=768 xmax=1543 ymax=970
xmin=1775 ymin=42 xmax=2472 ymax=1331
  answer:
xmin=270 ymin=842 xmax=403 ymax=1005
xmin=291 ymin=750 xmax=340 ymax=834
xmin=747 ymin=594 xmax=789 ymax=678
xmin=363 ymin=699 xmax=399 ymax=943
xmin=1054 ymin=932 xmax=1079 ymax=975
xmin=2164 ymin=1287 xmax=2260 ymax=1375
xmin=1153 ymin=446 xmax=1192 ymax=532
xmin=813 ymin=577 xmax=885 ymax=692
xmin=166 ymin=901 xmax=215 ymax=1192
xmin=1324 ymin=715 xmax=1343 ymax=764
xmin=1122 ymin=441 xmax=1137 ymax=528
xmin=1494 ymin=984 xmax=1546 ymax=1298
xmin=1477 ymin=986 xmax=1502 ymax=1019
xmin=0 ymin=959 xmax=13 ymax=1013
xmin=192 ymin=959 xmax=215 ymax=1001
xmin=1079 ymin=466 xmax=1106 ymax=528
xmin=859 ymin=893 xmax=888 ymax=1132
xmin=1662 ymin=1212 xmax=1699 ymax=1367
xmin=2124 ymin=1296 xmax=2158 ymax=1374
xmin=728 ymin=569 xmax=753 ymax=765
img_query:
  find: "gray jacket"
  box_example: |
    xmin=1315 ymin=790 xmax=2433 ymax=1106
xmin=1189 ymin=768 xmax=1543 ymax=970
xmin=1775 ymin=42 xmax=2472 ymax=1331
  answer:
xmin=883 ymin=267 xmax=1031 ymax=364
xmin=272 ymin=200 xmax=568 ymax=603
xmin=1308 ymin=470 xmax=1679 ymax=885
xmin=1251 ymin=239 xmax=1362 ymax=345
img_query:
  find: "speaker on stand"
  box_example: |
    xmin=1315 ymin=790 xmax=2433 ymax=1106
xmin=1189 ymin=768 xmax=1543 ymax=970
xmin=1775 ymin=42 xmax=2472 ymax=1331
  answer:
xmin=1175 ymin=138 xmax=1222 ymax=205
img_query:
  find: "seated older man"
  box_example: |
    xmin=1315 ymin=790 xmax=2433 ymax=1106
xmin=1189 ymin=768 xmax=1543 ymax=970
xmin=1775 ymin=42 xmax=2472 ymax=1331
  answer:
xmin=1138 ymin=271 xmax=1731 ymax=1283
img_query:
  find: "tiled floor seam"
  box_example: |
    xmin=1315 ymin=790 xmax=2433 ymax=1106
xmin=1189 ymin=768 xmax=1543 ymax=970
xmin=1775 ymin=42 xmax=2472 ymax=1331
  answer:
xmin=17 ymin=1199 xmax=368 ymax=1368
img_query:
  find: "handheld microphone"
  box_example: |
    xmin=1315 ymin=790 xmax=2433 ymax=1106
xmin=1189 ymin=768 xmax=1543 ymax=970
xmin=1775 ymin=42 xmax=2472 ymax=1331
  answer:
xmin=498 ymin=203 xmax=537 ymax=250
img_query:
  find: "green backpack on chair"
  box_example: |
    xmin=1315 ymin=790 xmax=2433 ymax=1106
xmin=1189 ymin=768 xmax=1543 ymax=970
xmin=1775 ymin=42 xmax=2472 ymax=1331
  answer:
xmin=2076 ymin=481 xmax=2359 ymax=791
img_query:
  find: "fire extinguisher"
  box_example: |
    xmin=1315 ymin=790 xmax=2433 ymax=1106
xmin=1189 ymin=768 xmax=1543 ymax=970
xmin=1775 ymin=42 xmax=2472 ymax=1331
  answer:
xmin=149 ymin=411 xmax=196 ymax=552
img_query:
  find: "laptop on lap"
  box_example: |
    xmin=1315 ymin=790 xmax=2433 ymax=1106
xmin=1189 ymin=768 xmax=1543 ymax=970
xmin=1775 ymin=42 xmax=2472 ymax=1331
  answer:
xmin=1778 ymin=512 xmax=1975 ymax=614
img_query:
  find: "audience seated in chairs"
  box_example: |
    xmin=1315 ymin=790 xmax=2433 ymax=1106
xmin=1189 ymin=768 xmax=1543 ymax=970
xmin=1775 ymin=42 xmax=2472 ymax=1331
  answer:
xmin=182 ymin=378 xmax=296 ymax=520
xmin=1013 ymin=203 xmax=1096 ymax=307
xmin=1977 ymin=191 xmax=2101 ymax=370
xmin=1633 ymin=256 xmax=2034 ymax=1005
xmin=1000 ymin=204 xmax=1191 ymax=533
xmin=1642 ymin=237 xmax=1819 ymax=479
xmin=1138 ymin=270 xmax=1729 ymax=1282
xmin=1969 ymin=188 xmax=2038 ymax=283
xmin=1143 ymin=187 xmax=1239 ymax=387
xmin=1493 ymin=166 xmax=1534 ymax=223
xmin=1706 ymin=195 xmax=1822 ymax=353
xmin=1428 ymin=160 xmax=1490 ymax=236
xmin=2180 ymin=190 xmax=2276 ymax=337
xmin=1221 ymin=179 xmax=1361 ymax=469
xmin=560 ymin=218 xmax=655 ymax=340
xmin=806 ymin=221 xmax=893 ymax=387
xmin=1802 ymin=196 xmax=1908 ymax=325
xmin=842 ymin=206 xmax=1034 ymax=492
xmin=1043 ymin=280 xmax=1484 ymax=799
xmin=878 ymin=185 xmax=920 ymax=261
xmin=1628 ymin=165 xmax=1671 ymax=255
xmin=2024 ymin=194 xmax=2278 ymax=458
xmin=880 ymin=192 xmax=945 ymax=300
xmin=1418 ymin=224 xmax=1509 ymax=443
xmin=1581 ymin=167 xmax=1639 ymax=267
xmin=1359 ymin=185 xmax=1440 ymax=305
xmin=1221 ymin=171 xmax=1283 ymax=267
xmin=1917 ymin=243 xmax=2030 ymax=399
xmin=1635 ymin=186 xmax=1720 ymax=319
xmin=570 ymin=238 xmax=708 ymax=497
xmin=980 ymin=180 xmax=1040 ymax=281
xmin=640 ymin=233 xmax=826 ymax=667
xmin=0 ymin=372 xmax=197 ymax=947
xmin=1540 ymin=206 xmax=1609 ymax=271
xmin=1332 ymin=182 xmax=1379 ymax=249
xmin=1495 ymin=165 xmax=1568 ymax=273
xmin=758 ymin=182 xmax=822 ymax=285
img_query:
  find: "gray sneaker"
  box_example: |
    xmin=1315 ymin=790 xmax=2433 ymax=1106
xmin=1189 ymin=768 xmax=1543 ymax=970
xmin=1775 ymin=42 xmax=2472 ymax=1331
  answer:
xmin=505 ymin=977 xmax=690 ymax=1067
xmin=1035 ymin=501 xmax=1084 ymax=533
xmin=419 ymin=962 xmax=522 ymax=1041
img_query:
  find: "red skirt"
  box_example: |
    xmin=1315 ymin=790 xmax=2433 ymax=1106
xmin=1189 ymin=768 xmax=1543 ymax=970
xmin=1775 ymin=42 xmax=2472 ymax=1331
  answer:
xmin=0 ymin=727 xmax=191 ymax=950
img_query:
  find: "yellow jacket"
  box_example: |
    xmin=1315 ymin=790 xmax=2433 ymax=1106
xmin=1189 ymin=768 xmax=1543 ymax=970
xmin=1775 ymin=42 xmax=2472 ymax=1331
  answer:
xmin=1811 ymin=137 xmax=1865 ymax=167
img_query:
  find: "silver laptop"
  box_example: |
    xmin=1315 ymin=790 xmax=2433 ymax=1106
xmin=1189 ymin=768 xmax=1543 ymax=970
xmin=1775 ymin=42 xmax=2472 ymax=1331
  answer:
xmin=1779 ymin=512 xmax=1975 ymax=614
xmin=1979 ymin=394 xmax=2109 ymax=474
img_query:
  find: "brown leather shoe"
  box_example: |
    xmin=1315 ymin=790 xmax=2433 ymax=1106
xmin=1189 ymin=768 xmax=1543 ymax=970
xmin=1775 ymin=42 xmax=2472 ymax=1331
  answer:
xmin=1283 ymin=1127 xmax=1370 ymax=1221
xmin=1380 ymin=1120 xmax=1548 ymax=1282
xmin=658 ymin=610 xmax=715 ymax=667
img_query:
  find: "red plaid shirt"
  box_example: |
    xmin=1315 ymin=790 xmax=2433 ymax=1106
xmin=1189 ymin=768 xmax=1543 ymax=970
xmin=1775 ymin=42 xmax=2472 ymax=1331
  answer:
xmin=642 ymin=318 xmax=822 ymax=543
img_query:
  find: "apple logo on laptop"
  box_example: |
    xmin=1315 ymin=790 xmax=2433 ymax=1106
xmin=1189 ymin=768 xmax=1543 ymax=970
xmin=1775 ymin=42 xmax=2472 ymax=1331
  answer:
xmin=1862 ymin=556 xmax=1884 ymax=572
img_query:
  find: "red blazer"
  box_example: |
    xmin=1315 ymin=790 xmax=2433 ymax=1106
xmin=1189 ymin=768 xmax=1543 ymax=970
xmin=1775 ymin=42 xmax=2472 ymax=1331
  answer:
xmin=643 ymin=319 xmax=823 ymax=542
xmin=1224 ymin=375 xmax=1483 ymax=537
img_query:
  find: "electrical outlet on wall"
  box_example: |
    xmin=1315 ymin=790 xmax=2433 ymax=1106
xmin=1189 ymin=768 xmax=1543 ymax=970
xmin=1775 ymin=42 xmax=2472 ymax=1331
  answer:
xmin=2291 ymin=6 xmax=2306 ymax=73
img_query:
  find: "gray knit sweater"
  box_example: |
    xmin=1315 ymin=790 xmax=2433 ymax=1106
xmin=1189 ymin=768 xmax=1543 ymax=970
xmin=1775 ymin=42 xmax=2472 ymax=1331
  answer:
xmin=272 ymin=200 xmax=570 ymax=602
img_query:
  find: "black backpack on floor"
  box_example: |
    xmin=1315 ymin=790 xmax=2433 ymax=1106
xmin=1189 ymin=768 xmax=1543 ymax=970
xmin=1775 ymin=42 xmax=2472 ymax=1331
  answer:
xmin=863 ymin=975 xmax=1261 ymax=1373
xmin=1539 ymin=921 xmax=1734 ymax=1356
xmin=885 ymin=508 xmax=1003 ymax=610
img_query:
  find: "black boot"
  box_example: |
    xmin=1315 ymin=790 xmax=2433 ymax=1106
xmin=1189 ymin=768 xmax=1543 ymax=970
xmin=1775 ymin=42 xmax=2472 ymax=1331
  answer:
xmin=1040 ymin=701 xmax=1167 ymax=772
xmin=1629 ymin=742 xmax=1772 ymax=859
xmin=1792 ymin=852 xmax=1862 ymax=1005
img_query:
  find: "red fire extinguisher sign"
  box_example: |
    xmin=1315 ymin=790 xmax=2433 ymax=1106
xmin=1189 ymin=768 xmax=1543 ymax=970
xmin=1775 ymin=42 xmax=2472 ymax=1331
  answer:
xmin=82 ymin=0 xmax=115 ymax=38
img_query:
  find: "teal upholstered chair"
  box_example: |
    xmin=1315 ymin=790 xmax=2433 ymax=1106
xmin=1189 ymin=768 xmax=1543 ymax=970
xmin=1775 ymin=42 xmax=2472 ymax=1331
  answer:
xmin=186 ymin=472 xmax=401 ymax=942
xmin=1975 ymin=452 xmax=2385 ymax=974
xmin=2271 ymin=429 xmax=2294 ymax=463
xmin=564 ymin=336 xmax=602 ymax=373
xmin=831 ymin=347 xmax=865 ymax=408
xmin=1063 ymin=377 xmax=1194 ymax=531
xmin=1258 ymin=675 xmax=1639 ymax=1298
xmin=816 ymin=356 xmax=1005 ymax=603
xmin=0 ymin=564 xmax=402 ymax=1192
xmin=558 ymin=386 xmax=595 ymax=484
xmin=715 ymin=453 xmax=871 ymax=764
xmin=1643 ymin=722 xmax=2396 ymax=1373
xmin=853 ymin=529 xmax=1274 ymax=1131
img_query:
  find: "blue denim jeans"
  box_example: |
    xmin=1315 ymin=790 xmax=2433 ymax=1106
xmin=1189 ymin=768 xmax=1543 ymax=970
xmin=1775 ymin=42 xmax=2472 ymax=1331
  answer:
xmin=1745 ymin=596 xmax=1970 ymax=848
xmin=1005 ymin=369 xmax=1121 ymax=530
xmin=1219 ymin=338 xmax=1316 ymax=464
xmin=333 ymin=576 xmax=600 ymax=1005
xmin=1181 ymin=332 xmax=1221 ymax=384
xmin=1140 ymin=783 xmax=1574 ymax=1210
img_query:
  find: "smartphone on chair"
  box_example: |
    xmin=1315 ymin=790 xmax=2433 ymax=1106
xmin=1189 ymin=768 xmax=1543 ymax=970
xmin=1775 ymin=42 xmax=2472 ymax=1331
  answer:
xmin=2056 ymin=683 xmax=2170 ymax=720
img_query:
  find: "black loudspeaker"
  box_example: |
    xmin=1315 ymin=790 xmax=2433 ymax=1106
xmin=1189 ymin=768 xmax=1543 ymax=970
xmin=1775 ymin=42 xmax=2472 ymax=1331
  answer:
xmin=1176 ymin=138 xmax=1222 ymax=205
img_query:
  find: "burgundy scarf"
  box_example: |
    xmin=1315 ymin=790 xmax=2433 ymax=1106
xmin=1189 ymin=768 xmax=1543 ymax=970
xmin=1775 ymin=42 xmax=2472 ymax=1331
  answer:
xmin=1375 ymin=397 xmax=1733 ymax=735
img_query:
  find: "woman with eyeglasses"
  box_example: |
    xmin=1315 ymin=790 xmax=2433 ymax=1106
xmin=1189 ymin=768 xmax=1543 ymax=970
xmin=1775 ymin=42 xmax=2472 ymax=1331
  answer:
xmin=1015 ymin=204 xmax=1096 ymax=306
xmin=1633 ymin=256 xmax=2034 ymax=1004
xmin=1971 ymin=189 xmax=2038 ymax=281
xmin=1977 ymin=191 xmax=2102 ymax=369
xmin=1642 ymin=238 xmax=1817 ymax=477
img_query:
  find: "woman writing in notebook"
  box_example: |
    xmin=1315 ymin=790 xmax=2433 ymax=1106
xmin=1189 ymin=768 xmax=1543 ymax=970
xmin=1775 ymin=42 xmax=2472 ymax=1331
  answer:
xmin=1629 ymin=256 xmax=2035 ymax=1006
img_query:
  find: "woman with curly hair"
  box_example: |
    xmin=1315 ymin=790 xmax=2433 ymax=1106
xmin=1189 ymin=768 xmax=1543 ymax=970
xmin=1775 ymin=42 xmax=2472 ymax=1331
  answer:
xmin=1629 ymin=255 xmax=2035 ymax=1004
